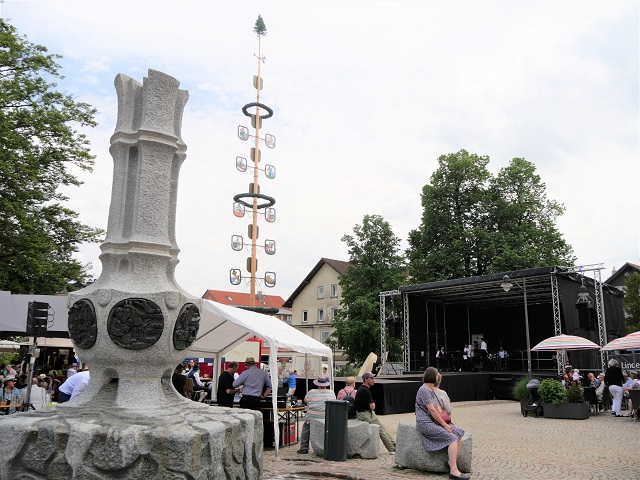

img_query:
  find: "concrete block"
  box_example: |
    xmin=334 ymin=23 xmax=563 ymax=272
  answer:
xmin=395 ymin=422 xmax=472 ymax=473
xmin=309 ymin=418 xmax=380 ymax=459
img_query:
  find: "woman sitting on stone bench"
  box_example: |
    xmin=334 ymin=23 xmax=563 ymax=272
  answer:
xmin=416 ymin=367 xmax=469 ymax=480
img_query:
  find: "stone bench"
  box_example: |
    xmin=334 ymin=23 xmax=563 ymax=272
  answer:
xmin=309 ymin=418 xmax=380 ymax=459
xmin=395 ymin=422 xmax=472 ymax=473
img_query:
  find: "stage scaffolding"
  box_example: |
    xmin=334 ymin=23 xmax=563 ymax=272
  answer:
xmin=381 ymin=265 xmax=619 ymax=375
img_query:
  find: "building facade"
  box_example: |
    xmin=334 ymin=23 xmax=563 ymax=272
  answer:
xmin=284 ymin=258 xmax=350 ymax=367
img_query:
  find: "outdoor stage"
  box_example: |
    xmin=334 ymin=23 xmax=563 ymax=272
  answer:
xmin=298 ymin=371 xmax=554 ymax=415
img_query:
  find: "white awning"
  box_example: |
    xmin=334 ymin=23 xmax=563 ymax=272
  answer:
xmin=188 ymin=299 xmax=333 ymax=454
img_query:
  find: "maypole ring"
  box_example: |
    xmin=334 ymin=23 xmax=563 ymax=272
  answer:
xmin=233 ymin=193 xmax=276 ymax=209
xmin=242 ymin=102 xmax=274 ymax=119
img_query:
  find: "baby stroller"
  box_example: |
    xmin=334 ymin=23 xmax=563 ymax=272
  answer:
xmin=523 ymin=379 xmax=543 ymax=417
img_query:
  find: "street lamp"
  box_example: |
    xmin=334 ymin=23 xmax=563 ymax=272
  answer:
xmin=501 ymin=275 xmax=532 ymax=379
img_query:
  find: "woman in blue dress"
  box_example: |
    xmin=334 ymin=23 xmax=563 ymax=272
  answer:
xmin=415 ymin=367 xmax=468 ymax=480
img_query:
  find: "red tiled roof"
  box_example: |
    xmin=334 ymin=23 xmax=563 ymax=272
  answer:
xmin=202 ymin=289 xmax=286 ymax=308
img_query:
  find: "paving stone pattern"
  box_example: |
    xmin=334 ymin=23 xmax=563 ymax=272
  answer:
xmin=263 ymin=400 xmax=640 ymax=480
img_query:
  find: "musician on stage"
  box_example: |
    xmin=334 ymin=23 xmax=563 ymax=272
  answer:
xmin=436 ymin=347 xmax=447 ymax=371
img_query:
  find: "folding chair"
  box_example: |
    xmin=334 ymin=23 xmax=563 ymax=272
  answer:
xmin=601 ymin=386 xmax=612 ymax=412
xmin=184 ymin=378 xmax=194 ymax=398
xmin=583 ymin=387 xmax=599 ymax=415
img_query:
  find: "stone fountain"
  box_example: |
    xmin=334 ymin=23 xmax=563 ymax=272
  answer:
xmin=0 ymin=70 xmax=262 ymax=479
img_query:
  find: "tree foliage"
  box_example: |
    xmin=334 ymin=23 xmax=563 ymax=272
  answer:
xmin=328 ymin=215 xmax=406 ymax=364
xmin=253 ymin=15 xmax=267 ymax=36
xmin=407 ymin=150 xmax=575 ymax=283
xmin=623 ymin=273 xmax=640 ymax=333
xmin=0 ymin=20 xmax=102 ymax=294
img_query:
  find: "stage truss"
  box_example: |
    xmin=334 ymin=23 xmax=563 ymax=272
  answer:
xmin=382 ymin=265 xmax=611 ymax=374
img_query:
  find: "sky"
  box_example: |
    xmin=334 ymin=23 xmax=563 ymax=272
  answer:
xmin=2 ymin=0 xmax=639 ymax=301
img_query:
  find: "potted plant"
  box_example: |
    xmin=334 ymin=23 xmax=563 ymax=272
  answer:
xmin=538 ymin=378 xmax=589 ymax=420
xmin=513 ymin=377 xmax=530 ymax=415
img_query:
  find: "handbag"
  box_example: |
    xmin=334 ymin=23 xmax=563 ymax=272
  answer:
xmin=417 ymin=386 xmax=452 ymax=424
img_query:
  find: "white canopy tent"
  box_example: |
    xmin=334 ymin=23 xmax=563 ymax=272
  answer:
xmin=188 ymin=299 xmax=333 ymax=453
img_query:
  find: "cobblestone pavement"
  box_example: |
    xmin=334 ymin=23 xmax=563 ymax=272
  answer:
xmin=263 ymin=400 xmax=640 ymax=480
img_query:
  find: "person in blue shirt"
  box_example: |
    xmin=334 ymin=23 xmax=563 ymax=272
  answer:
xmin=282 ymin=370 xmax=296 ymax=396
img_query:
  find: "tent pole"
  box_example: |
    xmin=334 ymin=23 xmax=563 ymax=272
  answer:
xmin=305 ymin=353 xmax=308 ymax=397
xmin=269 ymin=345 xmax=279 ymax=456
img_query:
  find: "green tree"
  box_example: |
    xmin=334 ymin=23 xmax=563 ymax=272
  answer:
xmin=487 ymin=158 xmax=575 ymax=271
xmin=623 ymin=273 xmax=640 ymax=333
xmin=328 ymin=215 xmax=406 ymax=364
xmin=0 ymin=20 xmax=102 ymax=294
xmin=407 ymin=150 xmax=492 ymax=282
xmin=407 ymin=150 xmax=575 ymax=283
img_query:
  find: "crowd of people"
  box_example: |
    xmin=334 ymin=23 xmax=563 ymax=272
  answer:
xmin=0 ymin=361 xmax=89 ymax=414
xmin=561 ymin=360 xmax=640 ymax=417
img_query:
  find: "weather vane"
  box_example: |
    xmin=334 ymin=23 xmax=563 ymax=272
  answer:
xmin=230 ymin=15 xmax=278 ymax=307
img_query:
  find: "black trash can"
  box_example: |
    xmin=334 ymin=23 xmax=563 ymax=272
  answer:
xmin=324 ymin=400 xmax=348 ymax=461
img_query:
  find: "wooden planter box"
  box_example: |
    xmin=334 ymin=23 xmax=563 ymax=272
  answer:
xmin=543 ymin=402 xmax=590 ymax=420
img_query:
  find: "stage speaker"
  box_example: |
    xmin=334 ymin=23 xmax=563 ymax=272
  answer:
xmin=576 ymin=303 xmax=595 ymax=331
xmin=26 ymin=301 xmax=49 ymax=335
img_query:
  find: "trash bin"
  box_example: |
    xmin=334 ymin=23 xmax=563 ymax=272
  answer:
xmin=324 ymin=400 xmax=348 ymax=461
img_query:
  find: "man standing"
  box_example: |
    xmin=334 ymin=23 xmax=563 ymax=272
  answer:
xmin=297 ymin=374 xmax=335 ymax=454
xmin=282 ymin=369 xmax=297 ymax=396
xmin=58 ymin=369 xmax=90 ymax=403
xmin=354 ymin=372 xmax=395 ymax=453
xmin=217 ymin=361 xmax=239 ymax=407
xmin=233 ymin=357 xmax=271 ymax=411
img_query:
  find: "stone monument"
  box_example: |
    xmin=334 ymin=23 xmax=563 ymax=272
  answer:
xmin=0 ymin=70 xmax=263 ymax=479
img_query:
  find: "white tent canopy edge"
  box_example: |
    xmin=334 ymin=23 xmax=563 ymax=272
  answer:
xmin=188 ymin=299 xmax=333 ymax=454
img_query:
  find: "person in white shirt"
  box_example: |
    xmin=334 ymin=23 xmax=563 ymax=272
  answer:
xmin=67 ymin=363 xmax=78 ymax=377
xmin=27 ymin=377 xmax=49 ymax=410
xmin=58 ymin=370 xmax=90 ymax=403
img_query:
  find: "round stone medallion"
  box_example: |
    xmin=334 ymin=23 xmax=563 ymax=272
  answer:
xmin=68 ymin=299 xmax=98 ymax=349
xmin=107 ymin=298 xmax=164 ymax=350
xmin=172 ymin=303 xmax=200 ymax=351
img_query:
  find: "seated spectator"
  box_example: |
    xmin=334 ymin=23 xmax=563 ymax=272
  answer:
xmin=588 ymin=372 xmax=599 ymax=388
xmin=337 ymin=376 xmax=357 ymax=400
xmin=28 ymin=377 xmax=49 ymax=410
xmin=355 ymin=372 xmax=396 ymax=453
xmin=297 ymin=374 xmax=335 ymax=454
xmin=623 ymin=371 xmax=640 ymax=417
xmin=595 ymin=373 xmax=606 ymax=401
xmin=562 ymin=365 xmax=576 ymax=387
xmin=186 ymin=363 xmax=211 ymax=399
xmin=1 ymin=376 xmax=21 ymax=414
xmin=67 ymin=363 xmax=78 ymax=377
xmin=433 ymin=373 xmax=453 ymax=415
xmin=172 ymin=364 xmax=187 ymax=396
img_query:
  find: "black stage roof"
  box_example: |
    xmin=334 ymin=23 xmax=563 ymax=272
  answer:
xmin=398 ymin=266 xmax=623 ymax=308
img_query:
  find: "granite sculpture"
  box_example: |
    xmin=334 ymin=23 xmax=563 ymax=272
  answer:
xmin=0 ymin=70 xmax=263 ymax=479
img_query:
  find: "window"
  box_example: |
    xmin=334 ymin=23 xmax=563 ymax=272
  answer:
xmin=331 ymin=307 xmax=338 ymax=320
xmin=317 ymin=309 xmax=324 ymax=323
xmin=302 ymin=310 xmax=308 ymax=323
xmin=330 ymin=284 xmax=338 ymax=297
xmin=317 ymin=286 xmax=324 ymax=299
xmin=321 ymin=331 xmax=330 ymax=344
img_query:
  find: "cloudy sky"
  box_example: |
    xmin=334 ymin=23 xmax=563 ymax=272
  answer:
xmin=3 ymin=1 xmax=638 ymax=300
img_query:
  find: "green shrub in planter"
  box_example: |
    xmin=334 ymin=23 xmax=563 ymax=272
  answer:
xmin=566 ymin=383 xmax=584 ymax=403
xmin=538 ymin=378 xmax=567 ymax=405
xmin=513 ymin=377 xmax=530 ymax=401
